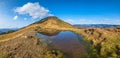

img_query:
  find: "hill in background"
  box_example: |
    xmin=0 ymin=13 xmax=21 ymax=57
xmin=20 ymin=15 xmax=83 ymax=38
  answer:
xmin=74 ymin=24 xmax=120 ymax=28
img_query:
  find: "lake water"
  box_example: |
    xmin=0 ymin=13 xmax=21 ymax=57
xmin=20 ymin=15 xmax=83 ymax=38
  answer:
xmin=37 ymin=31 xmax=87 ymax=58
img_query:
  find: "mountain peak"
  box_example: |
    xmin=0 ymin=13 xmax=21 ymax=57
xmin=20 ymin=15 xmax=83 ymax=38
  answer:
xmin=31 ymin=16 xmax=74 ymax=35
xmin=33 ymin=16 xmax=59 ymax=24
xmin=32 ymin=16 xmax=73 ymax=28
xmin=44 ymin=16 xmax=58 ymax=19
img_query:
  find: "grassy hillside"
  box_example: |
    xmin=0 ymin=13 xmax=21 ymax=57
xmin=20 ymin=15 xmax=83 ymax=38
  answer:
xmin=0 ymin=16 xmax=120 ymax=58
xmin=0 ymin=16 xmax=73 ymax=58
xmin=33 ymin=16 xmax=73 ymax=28
xmin=0 ymin=31 xmax=66 ymax=58
xmin=72 ymin=27 xmax=120 ymax=58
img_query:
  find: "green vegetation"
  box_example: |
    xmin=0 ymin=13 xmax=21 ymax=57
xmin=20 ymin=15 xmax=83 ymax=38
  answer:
xmin=100 ymin=37 xmax=120 ymax=58
xmin=77 ymin=28 xmax=120 ymax=58
xmin=45 ymin=49 xmax=66 ymax=58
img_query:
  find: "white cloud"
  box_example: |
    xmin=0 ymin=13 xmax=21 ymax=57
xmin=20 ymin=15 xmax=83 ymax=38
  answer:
xmin=64 ymin=18 xmax=120 ymax=25
xmin=24 ymin=18 xmax=27 ymax=20
xmin=14 ymin=2 xmax=51 ymax=19
xmin=63 ymin=19 xmax=88 ymax=24
xmin=0 ymin=25 xmax=15 ymax=28
xmin=13 ymin=15 xmax=18 ymax=20
xmin=64 ymin=19 xmax=76 ymax=24
xmin=48 ymin=14 xmax=54 ymax=16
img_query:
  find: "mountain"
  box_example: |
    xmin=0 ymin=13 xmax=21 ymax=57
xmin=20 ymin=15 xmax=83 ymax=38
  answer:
xmin=0 ymin=16 xmax=120 ymax=58
xmin=0 ymin=28 xmax=19 ymax=34
xmin=74 ymin=24 xmax=120 ymax=28
xmin=0 ymin=28 xmax=17 ymax=32
xmin=33 ymin=16 xmax=73 ymax=29
xmin=0 ymin=16 xmax=73 ymax=58
xmin=32 ymin=16 xmax=74 ymax=35
xmin=0 ymin=31 xmax=2 ymax=33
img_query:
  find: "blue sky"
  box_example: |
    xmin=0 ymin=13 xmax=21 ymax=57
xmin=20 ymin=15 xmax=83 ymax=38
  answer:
xmin=0 ymin=0 xmax=120 ymax=28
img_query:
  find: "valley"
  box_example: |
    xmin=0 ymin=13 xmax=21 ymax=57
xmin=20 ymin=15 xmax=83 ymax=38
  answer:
xmin=0 ymin=16 xmax=120 ymax=58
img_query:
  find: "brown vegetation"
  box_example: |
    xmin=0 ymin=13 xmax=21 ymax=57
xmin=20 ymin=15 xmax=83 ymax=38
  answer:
xmin=0 ymin=16 xmax=120 ymax=58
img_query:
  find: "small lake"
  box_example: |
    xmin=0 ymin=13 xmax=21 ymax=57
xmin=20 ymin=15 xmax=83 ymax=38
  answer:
xmin=37 ymin=31 xmax=87 ymax=58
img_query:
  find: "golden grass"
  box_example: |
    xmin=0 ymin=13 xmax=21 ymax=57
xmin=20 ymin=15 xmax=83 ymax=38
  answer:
xmin=0 ymin=16 xmax=120 ymax=58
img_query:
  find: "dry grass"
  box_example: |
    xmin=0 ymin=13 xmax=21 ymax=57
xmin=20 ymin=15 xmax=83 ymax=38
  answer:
xmin=0 ymin=31 xmax=66 ymax=58
xmin=72 ymin=27 xmax=120 ymax=58
xmin=0 ymin=16 xmax=120 ymax=58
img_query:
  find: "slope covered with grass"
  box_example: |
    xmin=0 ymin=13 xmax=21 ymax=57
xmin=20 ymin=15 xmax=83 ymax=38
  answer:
xmin=0 ymin=16 xmax=120 ymax=58
xmin=0 ymin=16 xmax=73 ymax=58
xmin=73 ymin=27 xmax=120 ymax=58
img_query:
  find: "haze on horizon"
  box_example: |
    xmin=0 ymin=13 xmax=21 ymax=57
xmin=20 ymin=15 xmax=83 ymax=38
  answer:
xmin=0 ymin=0 xmax=120 ymax=28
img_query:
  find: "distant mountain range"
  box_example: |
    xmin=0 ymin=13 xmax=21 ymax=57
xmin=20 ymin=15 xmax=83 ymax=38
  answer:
xmin=74 ymin=24 xmax=120 ymax=28
xmin=0 ymin=28 xmax=19 ymax=33
xmin=0 ymin=24 xmax=119 ymax=33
